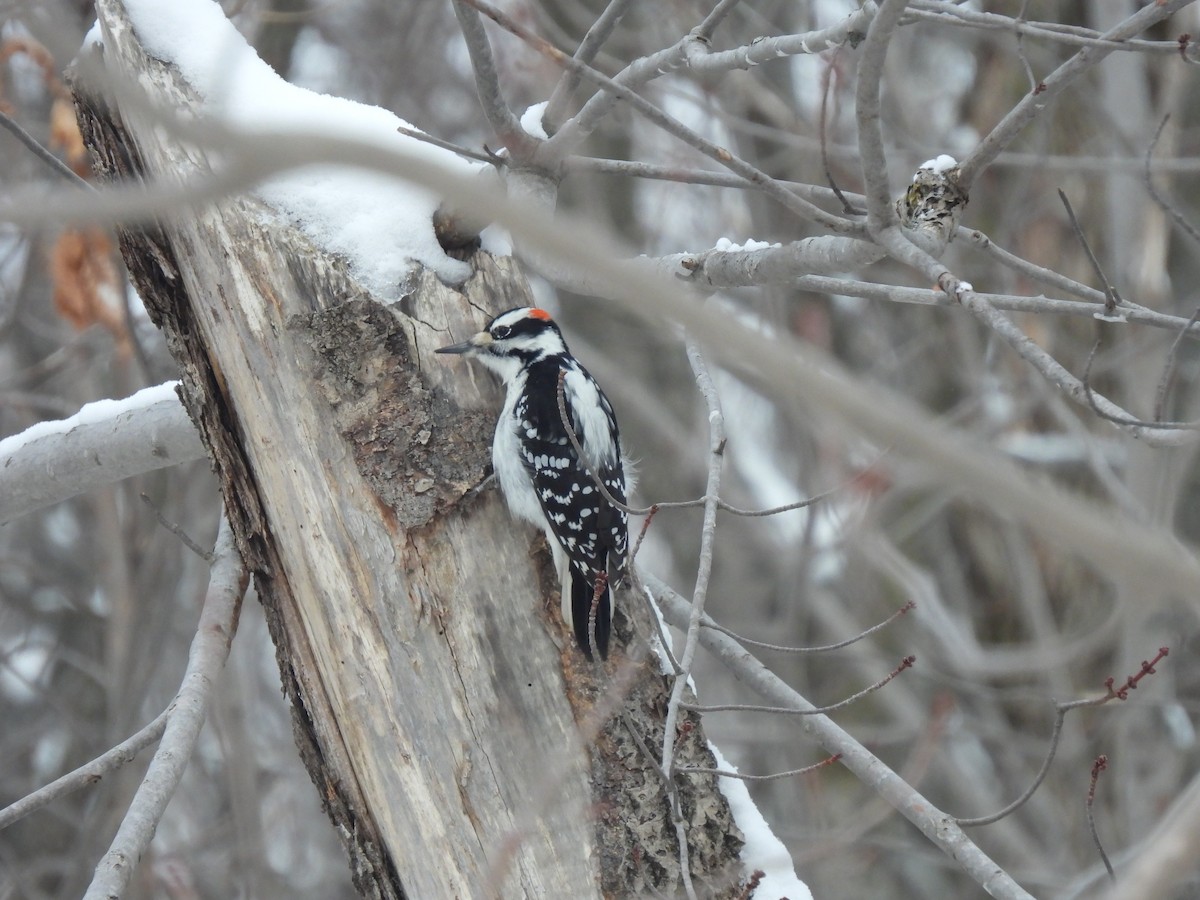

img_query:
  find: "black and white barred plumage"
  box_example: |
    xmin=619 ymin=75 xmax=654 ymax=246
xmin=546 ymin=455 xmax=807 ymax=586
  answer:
xmin=436 ymin=307 xmax=631 ymax=658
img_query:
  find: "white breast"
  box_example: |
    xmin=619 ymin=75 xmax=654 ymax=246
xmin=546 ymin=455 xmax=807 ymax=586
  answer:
xmin=492 ymin=372 xmax=543 ymax=526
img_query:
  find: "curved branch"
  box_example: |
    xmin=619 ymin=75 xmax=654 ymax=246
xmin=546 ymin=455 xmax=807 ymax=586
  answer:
xmin=83 ymin=516 xmax=247 ymax=900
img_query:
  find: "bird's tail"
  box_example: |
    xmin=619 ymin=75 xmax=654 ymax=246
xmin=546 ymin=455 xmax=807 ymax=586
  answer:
xmin=565 ymin=564 xmax=611 ymax=660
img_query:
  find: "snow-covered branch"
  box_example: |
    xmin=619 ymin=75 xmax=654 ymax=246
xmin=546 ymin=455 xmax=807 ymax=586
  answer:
xmin=0 ymin=382 xmax=204 ymax=525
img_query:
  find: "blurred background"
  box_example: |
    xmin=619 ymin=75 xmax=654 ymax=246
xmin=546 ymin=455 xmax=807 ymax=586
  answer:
xmin=2 ymin=1 xmax=1200 ymax=897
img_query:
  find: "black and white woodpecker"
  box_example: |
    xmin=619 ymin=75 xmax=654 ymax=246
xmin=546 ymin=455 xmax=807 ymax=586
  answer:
xmin=436 ymin=307 xmax=632 ymax=659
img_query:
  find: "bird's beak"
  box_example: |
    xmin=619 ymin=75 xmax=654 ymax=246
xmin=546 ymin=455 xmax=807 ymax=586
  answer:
xmin=436 ymin=331 xmax=492 ymax=355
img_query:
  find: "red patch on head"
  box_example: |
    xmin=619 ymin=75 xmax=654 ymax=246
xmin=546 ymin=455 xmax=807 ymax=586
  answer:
xmin=528 ymin=308 xmax=553 ymax=321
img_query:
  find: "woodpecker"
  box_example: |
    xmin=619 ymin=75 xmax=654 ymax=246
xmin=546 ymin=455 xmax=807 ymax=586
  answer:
xmin=436 ymin=307 xmax=631 ymax=659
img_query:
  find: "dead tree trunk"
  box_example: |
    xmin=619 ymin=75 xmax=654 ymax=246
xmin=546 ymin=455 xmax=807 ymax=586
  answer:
xmin=74 ymin=1 xmax=743 ymax=896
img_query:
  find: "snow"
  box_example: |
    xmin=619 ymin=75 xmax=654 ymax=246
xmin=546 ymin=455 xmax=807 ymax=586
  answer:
xmin=918 ymin=154 xmax=959 ymax=175
xmin=708 ymin=741 xmax=813 ymax=900
xmin=714 ymin=237 xmax=781 ymax=253
xmin=520 ymin=101 xmax=549 ymax=140
xmin=105 ymin=0 xmax=493 ymax=295
xmin=0 ymin=381 xmax=180 ymax=459
xmin=643 ymin=583 xmax=677 ymax=675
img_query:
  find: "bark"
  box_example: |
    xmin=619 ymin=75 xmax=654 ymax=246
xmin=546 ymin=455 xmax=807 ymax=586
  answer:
xmin=72 ymin=1 xmax=743 ymax=896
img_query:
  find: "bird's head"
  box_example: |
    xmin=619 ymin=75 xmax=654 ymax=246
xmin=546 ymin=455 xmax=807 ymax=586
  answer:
xmin=436 ymin=307 xmax=568 ymax=379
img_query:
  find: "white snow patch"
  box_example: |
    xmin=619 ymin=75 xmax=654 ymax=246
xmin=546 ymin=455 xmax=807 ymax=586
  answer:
xmin=708 ymin=741 xmax=813 ymax=900
xmin=918 ymin=154 xmax=958 ymax=175
xmin=112 ymin=0 xmax=491 ymax=295
xmin=0 ymin=381 xmax=180 ymax=459
xmin=520 ymin=101 xmax=549 ymax=139
xmin=1093 ymin=311 xmax=1128 ymax=323
xmin=479 ymin=224 xmax=512 ymax=256
xmin=643 ymin=583 xmax=677 ymax=675
xmin=955 ymin=280 xmax=973 ymax=297
xmin=714 ymin=237 xmax=780 ymax=253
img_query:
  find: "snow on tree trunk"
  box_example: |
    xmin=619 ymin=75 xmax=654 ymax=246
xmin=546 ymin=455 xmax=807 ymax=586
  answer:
xmin=71 ymin=1 xmax=743 ymax=896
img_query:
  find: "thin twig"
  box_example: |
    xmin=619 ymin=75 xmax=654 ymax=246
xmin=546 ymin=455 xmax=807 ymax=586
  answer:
xmin=1013 ymin=0 xmax=1038 ymax=92
xmin=555 ymin=368 xmax=837 ymax=518
xmin=702 ymin=601 xmax=915 ymax=654
xmin=629 ymin=504 xmax=659 ymax=563
xmin=1154 ymin=307 xmax=1200 ymax=422
xmin=0 ymin=108 xmax=95 ymax=191
xmin=677 ymin=754 xmax=842 ymax=783
xmin=1088 ymin=755 xmax=1115 ymax=882
xmin=906 ymin=1 xmax=1197 ymax=56
xmin=647 ymin=574 xmax=1036 ymax=900
xmin=0 ymin=710 xmax=168 ymax=830
xmin=543 ymin=0 xmax=636 ymax=133
xmin=694 ymin=0 xmax=745 ymax=41
xmin=819 ymin=49 xmax=859 ymax=215
xmin=637 ymin=575 xmax=682 ymax=675
xmin=1080 ymin=339 xmax=1200 ymax=432
xmin=956 ymin=0 xmax=1195 ymax=189
xmin=1058 ymin=189 xmax=1120 ymax=314
xmin=395 ymin=124 xmax=499 ymax=165
xmin=140 ymin=492 xmax=213 ymax=561
xmin=457 ymin=0 xmax=861 ymax=234
xmin=660 ymin=339 xmax=726 ymax=900
xmin=1142 ymin=115 xmax=1200 ymax=249
xmin=685 ymin=656 xmax=915 ymax=716
xmin=957 ymin=649 xmax=1168 ymax=827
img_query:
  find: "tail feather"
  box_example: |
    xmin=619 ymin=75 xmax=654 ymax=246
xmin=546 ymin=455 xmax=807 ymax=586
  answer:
xmin=566 ymin=565 xmax=611 ymax=660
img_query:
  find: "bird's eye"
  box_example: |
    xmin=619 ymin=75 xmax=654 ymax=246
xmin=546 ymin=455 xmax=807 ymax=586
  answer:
xmin=492 ymin=325 xmax=512 ymax=339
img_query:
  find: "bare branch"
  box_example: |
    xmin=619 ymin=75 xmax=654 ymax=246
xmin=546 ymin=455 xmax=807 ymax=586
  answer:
xmin=956 ymin=0 xmax=1196 ymax=189
xmin=0 ymin=711 xmax=168 ymax=831
xmin=647 ymin=573 xmax=1037 ymax=900
xmin=1101 ymin=771 xmax=1200 ymax=900
xmin=703 ymin=601 xmax=915 ymax=654
xmin=855 ymin=0 xmax=910 ymax=234
xmin=1058 ymin=189 xmax=1120 ymax=314
xmin=83 ymin=516 xmax=247 ymax=900
xmin=676 ymin=754 xmax=842 ymax=783
xmin=693 ymin=0 xmax=745 ymax=41
xmin=659 ymin=340 xmax=726 ymax=900
xmin=394 ymin=124 xmax=499 ymax=165
xmin=543 ymin=0 xmax=636 ymax=134
xmin=0 ymin=108 xmax=94 ymax=191
xmin=906 ymin=1 xmax=1199 ymax=57
xmin=457 ymin=0 xmax=861 ymax=233
xmin=139 ymin=492 xmax=213 ymax=561
xmin=450 ymin=0 xmax=535 ymax=158
xmin=684 ymin=655 xmax=914 ymax=716
xmin=956 ymin=649 xmax=1169 ymax=828
xmin=1142 ymin=115 xmax=1200 ymax=248
xmin=687 ymin=7 xmax=877 ymax=75
xmin=1087 ymin=755 xmax=1115 ymax=882
xmin=1154 ymin=307 xmax=1200 ymax=422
